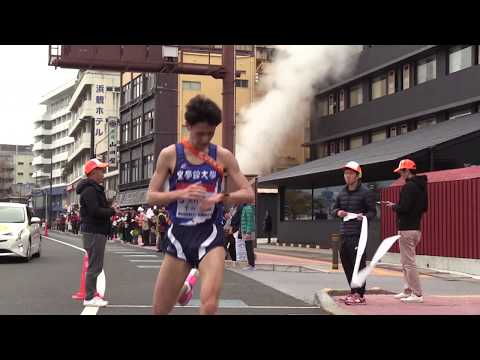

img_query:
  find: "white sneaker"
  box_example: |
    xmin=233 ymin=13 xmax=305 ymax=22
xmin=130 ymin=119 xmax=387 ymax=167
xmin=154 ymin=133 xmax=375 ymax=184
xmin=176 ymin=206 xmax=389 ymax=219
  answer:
xmin=83 ymin=296 xmax=109 ymax=307
xmin=394 ymin=292 xmax=411 ymax=299
xmin=400 ymin=294 xmax=423 ymax=303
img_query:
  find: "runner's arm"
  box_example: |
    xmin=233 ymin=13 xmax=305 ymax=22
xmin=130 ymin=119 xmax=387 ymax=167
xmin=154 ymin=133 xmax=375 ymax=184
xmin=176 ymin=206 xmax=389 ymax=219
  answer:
xmin=220 ymin=149 xmax=255 ymax=205
xmin=147 ymin=147 xmax=207 ymax=206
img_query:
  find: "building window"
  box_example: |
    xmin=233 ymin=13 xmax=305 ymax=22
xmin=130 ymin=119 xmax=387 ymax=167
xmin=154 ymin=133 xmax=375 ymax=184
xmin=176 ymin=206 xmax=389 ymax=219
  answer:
xmin=371 ymin=74 xmax=387 ymax=100
xmin=143 ymin=154 xmax=154 ymax=179
xmin=449 ymin=107 xmax=472 ymax=120
xmin=389 ymin=126 xmax=398 ymax=137
xmin=339 ymin=138 xmax=346 ymax=152
xmin=313 ymin=186 xmax=344 ymax=220
xmin=349 ymin=85 xmax=363 ymax=107
xmin=131 ymin=159 xmax=140 ymax=182
xmin=17 ymin=172 xmax=24 ymax=176
xmin=371 ymin=129 xmax=386 ymax=143
xmin=132 ymin=76 xmax=142 ymax=99
xmin=328 ymin=94 xmax=335 ymax=115
xmin=417 ymin=117 xmax=437 ymax=129
xmin=387 ymin=70 xmax=395 ymax=95
xmin=449 ymin=45 xmax=473 ymax=74
xmin=121 ymin=123 xmax=130 ymax=144
xmin=339 ymin=90 xmax=345 ymax=111
xmin=317 ymin=97 xmax=328 ymax=117
xmin=120 ymin=162 xmax=130 ymax=184
xmin=328 ymin=141 xmax=337 ymax=155
xmin=235 ymin=79 xmax=249 ymax=88
xmin=144 ymin=111 xmax=154 ymax=134
xmin=182 ymin=81 xmax=201 ymax=91
xmin=402 ymin=64 xmax=411 ymax=90
xmin=18 ymin=162 xmax=24 ymax=165
xmin=121 ymin=83 xmax=131 ymax=105
xmin=416 ymin=56 xmax=437 ymax=84
xmin=400 ymin=124 xmax=408 ymax=135
xmin=350 ymin=135 xmax=363 ymax=149
xmin=132 ymin=117 xmax=142 ymax=140
xmin=283 ymin=189 xmax=313 ymax=221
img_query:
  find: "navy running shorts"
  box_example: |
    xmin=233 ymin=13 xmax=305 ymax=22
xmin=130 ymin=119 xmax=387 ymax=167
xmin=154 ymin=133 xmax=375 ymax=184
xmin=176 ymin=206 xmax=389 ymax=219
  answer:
xmin=165 ymin=221 xmax=225 ymax=268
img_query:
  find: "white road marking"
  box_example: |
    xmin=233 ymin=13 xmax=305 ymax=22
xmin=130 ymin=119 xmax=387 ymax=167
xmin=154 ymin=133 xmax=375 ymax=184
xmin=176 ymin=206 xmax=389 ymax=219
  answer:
xmin=111 ymin=251 xmax=147 ymax=254
xmin=129 ymin=259 xmax=163 ymax=263
xmin=137 ymin=265 xmax=161 ymax=269
xmin=44 ymin=235 xmax=105 ymax=316
xmin=123 ymin=254 xmax=158 ymax=258
xmin=81 ymin=307 xmax=99 ymax=315
xmin=43 ymin=236 xmax=86 ymax=254
xmin=107 ymin=304 xmax=320 ymax=309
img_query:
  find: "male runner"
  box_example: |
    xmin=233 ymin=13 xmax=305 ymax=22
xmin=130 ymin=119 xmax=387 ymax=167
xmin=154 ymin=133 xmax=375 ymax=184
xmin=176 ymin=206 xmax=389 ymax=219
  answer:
xmin=147 ymin=95 xmax=254 ymax=315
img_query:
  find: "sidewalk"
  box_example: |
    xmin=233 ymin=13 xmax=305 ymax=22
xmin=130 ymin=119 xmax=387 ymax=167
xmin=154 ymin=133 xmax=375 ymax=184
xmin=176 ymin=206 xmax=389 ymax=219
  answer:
xmin=252 ymin=239 xmax=480 ymax=315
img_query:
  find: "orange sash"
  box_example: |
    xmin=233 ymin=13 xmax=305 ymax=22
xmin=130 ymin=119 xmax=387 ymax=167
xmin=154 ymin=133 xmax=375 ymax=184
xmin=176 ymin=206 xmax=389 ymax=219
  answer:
xmin=180 ymin=139 xmax=224 ymax=178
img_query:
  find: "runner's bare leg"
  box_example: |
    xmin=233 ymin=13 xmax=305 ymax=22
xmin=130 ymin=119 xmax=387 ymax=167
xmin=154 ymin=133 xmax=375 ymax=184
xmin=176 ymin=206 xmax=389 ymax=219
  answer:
xmin=152 ymin=254 xmax=191 ymax=315
xmin=198 ymin=246 xmax=225 ymax=315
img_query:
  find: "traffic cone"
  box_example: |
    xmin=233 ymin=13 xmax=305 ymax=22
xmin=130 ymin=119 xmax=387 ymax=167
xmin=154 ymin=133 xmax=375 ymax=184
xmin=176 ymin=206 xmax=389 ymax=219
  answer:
xmin=72 ymin=254 xmax=89 ymax=300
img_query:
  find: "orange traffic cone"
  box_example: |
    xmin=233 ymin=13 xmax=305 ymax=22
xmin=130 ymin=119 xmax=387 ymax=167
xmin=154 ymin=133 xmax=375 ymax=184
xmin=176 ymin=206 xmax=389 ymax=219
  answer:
xmin=72 ymin=254 xmax=89 ymax=300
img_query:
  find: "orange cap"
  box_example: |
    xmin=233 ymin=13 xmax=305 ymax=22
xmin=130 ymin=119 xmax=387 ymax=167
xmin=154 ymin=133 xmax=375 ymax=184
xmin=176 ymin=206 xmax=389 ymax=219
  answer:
xmin=344 ymin=161 xmax=362 ymax=178
xmin=84 ymin=158 xmax=108 ymax=175
xmin=394 ymin=159 xmax=416 ymax=173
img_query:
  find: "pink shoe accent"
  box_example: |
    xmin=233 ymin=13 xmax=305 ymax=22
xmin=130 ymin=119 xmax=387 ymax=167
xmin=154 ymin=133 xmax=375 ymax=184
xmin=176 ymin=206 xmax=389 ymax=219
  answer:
xmin=178 ymin=269 xmax=199 ymax=306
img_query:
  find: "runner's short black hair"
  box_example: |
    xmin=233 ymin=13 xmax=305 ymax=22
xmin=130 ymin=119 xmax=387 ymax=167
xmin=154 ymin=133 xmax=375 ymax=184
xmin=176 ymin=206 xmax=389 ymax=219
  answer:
xmin=185 ymin=95 xmax=222 ymax=126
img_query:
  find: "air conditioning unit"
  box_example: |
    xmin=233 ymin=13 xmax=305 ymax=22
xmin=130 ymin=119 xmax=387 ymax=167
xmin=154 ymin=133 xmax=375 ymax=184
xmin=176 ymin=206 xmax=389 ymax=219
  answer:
xmin=162 ymin=46 xmax=178 ymax=61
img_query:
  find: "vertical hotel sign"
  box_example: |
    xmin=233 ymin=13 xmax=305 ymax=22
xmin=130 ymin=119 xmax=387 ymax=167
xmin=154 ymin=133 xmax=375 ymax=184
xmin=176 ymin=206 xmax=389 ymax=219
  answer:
xmin=95 ymin=85 xmax=105 ymax=138
xmin=108 ymin=118 xmax=118 ymax=168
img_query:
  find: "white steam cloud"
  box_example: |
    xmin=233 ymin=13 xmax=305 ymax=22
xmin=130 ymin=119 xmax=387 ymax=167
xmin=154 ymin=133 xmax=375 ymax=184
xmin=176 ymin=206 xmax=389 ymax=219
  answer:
xmin=237 ymin=45 xmax=361 ymax=175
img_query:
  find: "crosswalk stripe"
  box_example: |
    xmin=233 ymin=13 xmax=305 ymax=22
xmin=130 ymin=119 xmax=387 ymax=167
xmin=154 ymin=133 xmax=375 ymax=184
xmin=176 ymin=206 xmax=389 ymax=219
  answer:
xmin=129 ymin=260 xmax=163 ymax=262
xmin=137 ymin=265 xmax=161 ymax=268
xmin=123 ymin=255 xmax=158 ymax=257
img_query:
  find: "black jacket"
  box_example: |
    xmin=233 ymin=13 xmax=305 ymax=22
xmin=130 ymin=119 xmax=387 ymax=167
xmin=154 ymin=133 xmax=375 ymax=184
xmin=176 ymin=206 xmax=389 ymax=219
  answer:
xmin=231 ymin=204 xmax=244 ymax=239
xmin=331 ymin=182 xmax=376 ymax=236
xmin=393 ymin=175 xmax=428 ymax=230
xmin=77 ymin=179 xmax=114 ymax=235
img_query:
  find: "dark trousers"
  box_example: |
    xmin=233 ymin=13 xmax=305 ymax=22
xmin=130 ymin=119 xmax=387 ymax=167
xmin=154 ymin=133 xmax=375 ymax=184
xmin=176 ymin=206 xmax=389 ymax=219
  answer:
xmin=265 ymin=230 xmax=272 ymax=244
xmin=82 ymin=233 xmax=107 ymax=301
xmin=224 ymin=234 xmax=236 ymax=261
xmin=157 ymin=232 xmax=166 ymax=251
xmin=142 ymin=229 xmax=150 ymax=245
xmin=245 ymin=240 xmax=255 ymax=267
xmin=340 ymin=234 xmax=367 ymax=297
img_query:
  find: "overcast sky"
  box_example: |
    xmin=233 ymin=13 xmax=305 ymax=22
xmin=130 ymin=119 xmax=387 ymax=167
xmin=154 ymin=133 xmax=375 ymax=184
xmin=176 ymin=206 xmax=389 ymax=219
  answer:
xmin=0 ymin=45 xmax=78 ymax=145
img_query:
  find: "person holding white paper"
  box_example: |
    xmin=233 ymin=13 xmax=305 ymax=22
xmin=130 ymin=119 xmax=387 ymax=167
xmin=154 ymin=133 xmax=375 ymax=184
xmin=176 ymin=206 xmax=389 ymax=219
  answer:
xmin=385 ymin=159 xmax=428 ymax=303
xmin=331 ymin=161 xmax=376 ymax=305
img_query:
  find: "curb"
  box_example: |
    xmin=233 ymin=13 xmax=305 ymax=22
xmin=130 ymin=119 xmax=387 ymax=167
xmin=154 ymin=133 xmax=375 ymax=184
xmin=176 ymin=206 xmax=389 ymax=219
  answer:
xmin=314 ymin=287 xmax=395 ymax=315
xmin=225 ymin=261 xmax=326 ymax=273
xmin=314 ymin=289 xmax=355 ymax=315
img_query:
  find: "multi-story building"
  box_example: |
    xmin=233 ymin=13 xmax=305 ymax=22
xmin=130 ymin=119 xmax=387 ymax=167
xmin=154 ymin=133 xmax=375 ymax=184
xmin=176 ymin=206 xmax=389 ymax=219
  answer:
xmin=116 ymin=45 xmax=278 ymax=207
xmin=0 ymin=144 xmax=34 ymax=201
xmin=64 ymin=70 xmax=121 ymax=208
xmin=258 ymin=45 xmax=480 ymax=253
xmin=31 ymin=80 xmax=76 ymax=219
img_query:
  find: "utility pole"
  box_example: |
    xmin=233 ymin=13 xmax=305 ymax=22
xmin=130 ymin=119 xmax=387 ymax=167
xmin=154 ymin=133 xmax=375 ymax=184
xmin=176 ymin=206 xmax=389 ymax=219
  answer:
xmin=49 ymin=151 xmax=53 ymax=227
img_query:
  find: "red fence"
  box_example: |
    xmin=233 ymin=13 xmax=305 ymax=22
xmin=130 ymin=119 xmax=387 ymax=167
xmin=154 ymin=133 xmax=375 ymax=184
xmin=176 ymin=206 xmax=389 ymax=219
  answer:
xmin=381 ymin=167 xmax=480 ymax=259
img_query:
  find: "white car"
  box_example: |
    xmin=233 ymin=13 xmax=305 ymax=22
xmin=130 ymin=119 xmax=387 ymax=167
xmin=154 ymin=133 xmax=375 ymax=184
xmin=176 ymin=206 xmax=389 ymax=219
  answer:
xmin=0 ymin=203 xmax=42 ymax=262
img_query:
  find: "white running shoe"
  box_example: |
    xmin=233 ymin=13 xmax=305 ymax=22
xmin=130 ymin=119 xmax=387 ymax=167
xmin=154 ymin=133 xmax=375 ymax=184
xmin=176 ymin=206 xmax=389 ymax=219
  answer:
xmin=400 ymin=294 xmax=424 ymax=303
xmin=394 ymin=292 xmax=411 ymax=299
xmin=83 ymin=296 xmax=109 ymax=307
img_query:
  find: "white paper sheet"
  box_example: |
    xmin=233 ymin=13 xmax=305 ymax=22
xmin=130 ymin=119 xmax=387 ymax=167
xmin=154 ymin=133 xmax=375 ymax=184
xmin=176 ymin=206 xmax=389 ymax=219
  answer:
xmin=350 ymin=235 xmax=401 ymax=288
xmin=350 ymin=216 xmax=368 ymax=288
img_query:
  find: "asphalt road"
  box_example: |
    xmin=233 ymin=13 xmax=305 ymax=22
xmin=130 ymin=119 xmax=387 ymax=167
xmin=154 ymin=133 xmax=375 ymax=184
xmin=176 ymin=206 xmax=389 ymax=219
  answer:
xmin=0 ymin=230 xmax=327 ymax=315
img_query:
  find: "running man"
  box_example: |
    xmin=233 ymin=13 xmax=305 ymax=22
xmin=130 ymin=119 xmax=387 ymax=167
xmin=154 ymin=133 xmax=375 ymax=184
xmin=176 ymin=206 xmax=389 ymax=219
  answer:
xmin=147 ymin=95 xmax=255 ymax=315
